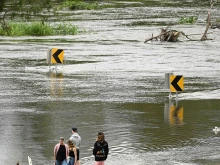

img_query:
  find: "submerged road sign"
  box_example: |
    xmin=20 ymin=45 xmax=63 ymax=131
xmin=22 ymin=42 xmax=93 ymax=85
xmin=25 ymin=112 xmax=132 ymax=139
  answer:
xmin=51 ymin=48 xmax=64 ymax=64
xmin=170 ymin=75 xmax=184 ymax=92
xmin=47 ymin=48 xmax=64 ymax=64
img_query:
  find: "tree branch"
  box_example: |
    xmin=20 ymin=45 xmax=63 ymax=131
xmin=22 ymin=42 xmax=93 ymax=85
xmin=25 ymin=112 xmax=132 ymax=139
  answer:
xmin=201 ymin=0 xmax=217 ymax=41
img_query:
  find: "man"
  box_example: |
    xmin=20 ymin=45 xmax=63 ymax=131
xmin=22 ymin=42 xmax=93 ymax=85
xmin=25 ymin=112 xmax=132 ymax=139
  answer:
xmin=54 ymin=137 xmax=69 ymax=165
xmin=69 ymin=127 xmax=81 ymax=165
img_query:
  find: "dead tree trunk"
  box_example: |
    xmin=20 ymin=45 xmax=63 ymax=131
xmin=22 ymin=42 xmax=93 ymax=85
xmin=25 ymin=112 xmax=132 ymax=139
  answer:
xmin=201 ymin=0 xmax=216 ymax=41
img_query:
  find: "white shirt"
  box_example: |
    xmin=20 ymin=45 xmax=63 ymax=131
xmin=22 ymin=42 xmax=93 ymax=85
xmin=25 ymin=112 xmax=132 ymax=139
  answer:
xmin=69 ymin=133 xmax=81 ymax=148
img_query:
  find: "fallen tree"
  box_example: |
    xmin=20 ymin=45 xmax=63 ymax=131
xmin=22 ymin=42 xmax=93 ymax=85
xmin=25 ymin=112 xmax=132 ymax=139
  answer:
xmin=144 ymin=0 xmax=218 ymax=43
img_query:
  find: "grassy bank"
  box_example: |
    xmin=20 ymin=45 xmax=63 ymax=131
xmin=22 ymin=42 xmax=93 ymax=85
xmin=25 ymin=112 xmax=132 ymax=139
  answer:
xmin=0 ymin=22 xmax=78 ymax=36
xmin=58 ymin=0 xmax=101 ymax=10
xmin=57 ymin=0 xmax=116 ymax=10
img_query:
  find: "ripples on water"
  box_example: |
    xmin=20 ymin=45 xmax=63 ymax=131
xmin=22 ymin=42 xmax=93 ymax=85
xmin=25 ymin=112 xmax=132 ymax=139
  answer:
xmin=0 ymin=1 xmax=220 ymax=165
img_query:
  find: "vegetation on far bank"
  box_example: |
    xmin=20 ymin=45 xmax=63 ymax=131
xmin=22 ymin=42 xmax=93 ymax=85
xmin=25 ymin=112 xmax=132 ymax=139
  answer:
xmin=0 ymin=0 xmax=83 ymax=36
xmin=57 ymin=0 xmax=102 ymax=10
xmin=0 ymin=0 xmax=219 ymax=37
xmin=0 ymin=21 xmax=78 ymax=36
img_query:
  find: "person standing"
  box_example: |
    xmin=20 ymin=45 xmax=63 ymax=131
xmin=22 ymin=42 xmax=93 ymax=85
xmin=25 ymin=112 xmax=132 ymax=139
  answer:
xmin=54 ymin=137 xmax=69 ymax=165
xmin=93 ymin=132 xmax=109 ymax=165
xmin=67 ymin=140 xmax=77 ymax=165
xmin=69 ymin=127 xmax=81 ymax=165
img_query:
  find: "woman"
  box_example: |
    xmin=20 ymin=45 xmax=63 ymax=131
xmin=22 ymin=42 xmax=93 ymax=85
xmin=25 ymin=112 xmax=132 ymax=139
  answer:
xmin=67 ymin=140 xmax=77 ymax=165
xmin=93 ymin=132 xmax=109 ymax=165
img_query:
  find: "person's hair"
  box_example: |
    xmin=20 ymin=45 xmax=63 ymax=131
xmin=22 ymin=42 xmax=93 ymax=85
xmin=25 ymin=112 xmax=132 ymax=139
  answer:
xmin=67 ymin=140 xmax=74 ymax=148
xmin=97 ymin=133 xmax=105 ymax=143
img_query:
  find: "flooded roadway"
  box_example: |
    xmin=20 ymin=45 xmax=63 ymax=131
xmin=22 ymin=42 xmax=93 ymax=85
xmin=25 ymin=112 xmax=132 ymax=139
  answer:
xmin=0 ymin=1 xmax=220 ymax=165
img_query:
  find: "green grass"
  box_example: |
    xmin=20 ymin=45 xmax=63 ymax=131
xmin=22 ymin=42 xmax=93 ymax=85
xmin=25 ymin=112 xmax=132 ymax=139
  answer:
xmin=58 ymin=0 xmax=101 ymax=10
xmin=179 ymin=16 xmax=198 ymax=24
xmin=216 ymin=18 xmax=220 ymax=22
xmin=0 ymin=21 xmax=78 ymax=36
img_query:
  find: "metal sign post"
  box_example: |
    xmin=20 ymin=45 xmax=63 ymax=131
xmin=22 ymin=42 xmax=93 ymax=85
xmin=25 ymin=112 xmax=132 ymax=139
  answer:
xmin=165 ymin=73 xmax=174 ymax=99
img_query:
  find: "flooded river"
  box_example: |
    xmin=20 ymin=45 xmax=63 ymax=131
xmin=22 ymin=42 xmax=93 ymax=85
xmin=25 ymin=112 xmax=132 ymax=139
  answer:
xmin=0 ymin=1 xmax=220 ymax=165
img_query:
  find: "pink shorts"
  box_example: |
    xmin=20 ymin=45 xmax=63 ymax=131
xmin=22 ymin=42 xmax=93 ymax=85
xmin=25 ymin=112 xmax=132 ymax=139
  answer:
xmin=94 ymin=161 xmax=105 ymax=165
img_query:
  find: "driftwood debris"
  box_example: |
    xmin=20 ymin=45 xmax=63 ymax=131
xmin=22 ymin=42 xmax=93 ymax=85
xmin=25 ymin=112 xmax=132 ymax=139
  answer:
xmin=144 ymin=0 xmax=218 ymax=43
xmin=211 ymin=24 xmax=220 ymax=29
xmin=144 ymin=29 xmax=184 ymax=43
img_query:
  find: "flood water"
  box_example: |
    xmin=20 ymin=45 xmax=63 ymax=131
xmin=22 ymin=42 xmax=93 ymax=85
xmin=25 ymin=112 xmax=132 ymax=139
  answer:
xmin=0 ymin=1 xmax=220 ymax=165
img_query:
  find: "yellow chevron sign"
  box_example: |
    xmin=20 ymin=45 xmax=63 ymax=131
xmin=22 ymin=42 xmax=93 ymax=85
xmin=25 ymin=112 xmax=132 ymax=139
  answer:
xmin=51 ymin=48 xmax=64 ymax=64
xmin=170 ymin=75 xmax=184 ymax=92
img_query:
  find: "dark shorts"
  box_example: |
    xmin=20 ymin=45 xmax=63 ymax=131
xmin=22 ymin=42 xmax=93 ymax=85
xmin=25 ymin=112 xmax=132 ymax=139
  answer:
xmin=77 ymin=148 xmax=79 ymax=160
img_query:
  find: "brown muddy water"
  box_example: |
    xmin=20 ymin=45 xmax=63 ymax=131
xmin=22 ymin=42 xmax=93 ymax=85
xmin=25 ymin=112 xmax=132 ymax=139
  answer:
xmin=0 ymin=1 xmax=220 ymax=165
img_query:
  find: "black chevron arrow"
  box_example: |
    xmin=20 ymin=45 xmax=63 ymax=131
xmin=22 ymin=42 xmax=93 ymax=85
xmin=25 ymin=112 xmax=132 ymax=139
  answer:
xmin=52 ymin=49 xmax=63 ymax=63
xmin=171 ymin=75 xmax=183 ymax=91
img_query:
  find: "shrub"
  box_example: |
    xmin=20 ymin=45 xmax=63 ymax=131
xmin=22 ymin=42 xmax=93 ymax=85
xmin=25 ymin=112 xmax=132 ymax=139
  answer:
xmin=0 ymin=21 xmax=78 ymax=36
xmin=179 ymin=16 xmax=198 ymax=24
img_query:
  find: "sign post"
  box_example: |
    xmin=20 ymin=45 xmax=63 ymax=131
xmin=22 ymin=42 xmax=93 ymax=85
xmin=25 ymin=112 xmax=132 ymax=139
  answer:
xmin=165 ymin=73 xmax=174 ymax=99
